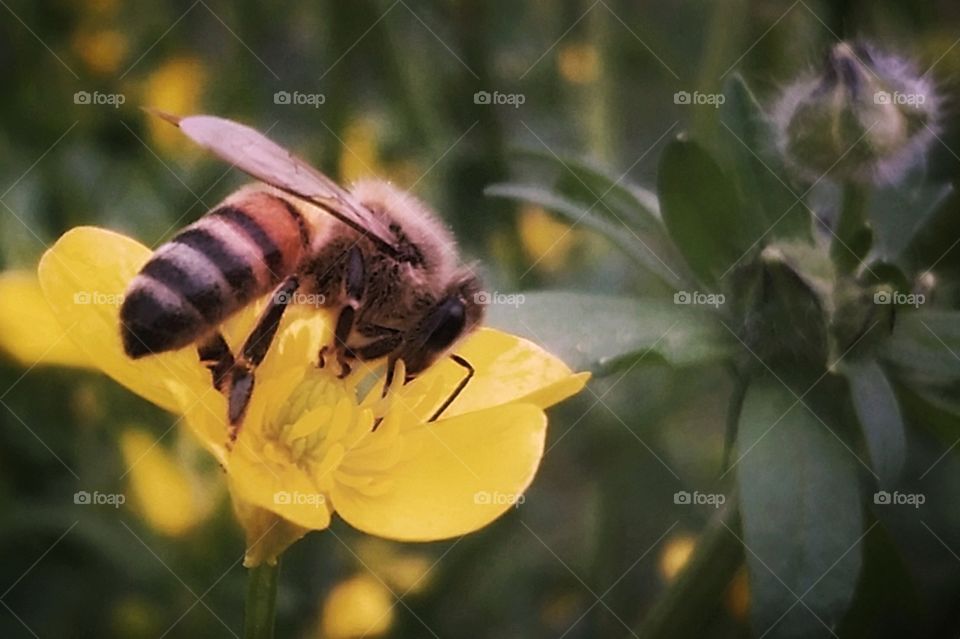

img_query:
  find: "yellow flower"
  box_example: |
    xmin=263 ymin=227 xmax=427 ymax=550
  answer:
xmin=14 ymin=226 xmax=587 ymax=564
xmin=141 ymin=58 xmax=206 ymax=153
xmin=120 ymin=427 xmax=221 ymax=537
xmin=71 ymin=28 xmax=128 ymax=76
xmin=518 ymin=205 xmax=580 ymax=273
xmin=318 ymin=574 xmax=394 ymax=639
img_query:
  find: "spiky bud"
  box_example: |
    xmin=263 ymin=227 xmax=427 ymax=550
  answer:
xmin=774 ymin=42 xmax=938 ymax=184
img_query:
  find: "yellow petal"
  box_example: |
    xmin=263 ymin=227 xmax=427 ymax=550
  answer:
xmin=37 ymin=227 xmax=209 ymax=414
xmin=228 ymin=438 xmax=333 ymax=532
xmin=333 ymin=402 xmax=546 ymax=541
xmin=0 ymin=271 xmax=89 ymax=368
xmin=401 ymin=328 xmax=588 ymax=419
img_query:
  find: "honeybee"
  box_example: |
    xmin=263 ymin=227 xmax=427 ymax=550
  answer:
xmin=120 ymin=112 xmax=486 ymax=438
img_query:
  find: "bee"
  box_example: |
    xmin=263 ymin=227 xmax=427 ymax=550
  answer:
xmin=120 ymin=112 xmax=486 ymax=439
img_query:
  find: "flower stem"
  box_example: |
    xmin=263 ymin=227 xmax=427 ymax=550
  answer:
xmin=244 ymin=560 xmax=280 ymax=639
xmin=633 ymin=502 xmax=743 ymax=638
xmin=832 ymin=182 xmax=872 ymax=274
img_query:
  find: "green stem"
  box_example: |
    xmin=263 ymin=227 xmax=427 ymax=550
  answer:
xmin=832 ymin=182 xmax=872 ymax=274
xmin=244 ymin=560 xmax=281 ymax=639
xmin=634 ymin=502 xmax=744 ymax=638
xmin=722 ymin=366 xmax=750 ymax=473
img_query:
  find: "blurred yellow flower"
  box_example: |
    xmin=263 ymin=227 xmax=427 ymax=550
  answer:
xmin=725 ymin=566 xmax=750 ymax=622
xmin=319 ymin=574 xmax=394 ymax=639
xmin=658 ymin=533 xmax=696 ymax=581
xmin=355 ymin=538 xmax=433 ymax=593
xmin=142 ymin=58 xmax=206 ymax=153
xmin=340 ymin=117 xmax=386 ymax=184
xmin=518 ymin=205 xmax=579 ymax=273
xmin=558 ymin=43 xmax=599 ymax=85
xmin=15 ymin=226 xmax=587 ymax=565
xmin=120 ymin=427 xmax=220 ymax=537
xmin=71 ymin=28 xmax=128 ymax=76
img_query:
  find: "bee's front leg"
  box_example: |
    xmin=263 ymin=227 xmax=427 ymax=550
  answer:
xmin=226 ymin=274 xmax=300 ymax=441
xmin=318 ymin=246 xmax=366 ymax=379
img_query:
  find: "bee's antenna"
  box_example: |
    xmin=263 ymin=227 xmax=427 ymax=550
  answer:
xmin=142 ymin=107 xmax=183 ymax=126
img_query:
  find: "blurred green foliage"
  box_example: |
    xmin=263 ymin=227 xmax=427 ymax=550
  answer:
xmin=3 ymin=1 xmax=960 ymax=638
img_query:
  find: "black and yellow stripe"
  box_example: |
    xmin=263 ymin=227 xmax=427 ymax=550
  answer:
xmin=120 ymin=194 xmax=308 ymax=359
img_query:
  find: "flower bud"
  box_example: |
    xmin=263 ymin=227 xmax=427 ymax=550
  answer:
xmin=774 ymin=42 xmax=938 ymax=183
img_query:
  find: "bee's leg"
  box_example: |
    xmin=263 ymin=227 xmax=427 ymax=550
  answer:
xmin=322 ymin=247 xmax=366 ymax=379
xmin=227 ymin=275 xmax=300 ymax=437
xmin=428 ymin=354 xmax=475 ymax=422
xmin=353 ymin=334 xmax=404 ymax=362
xmin=331 ymin=306 xmax=357 ymax=378
xmin=197 ymin=332 xmax=234 ymax=392
xmin=382 ymin=355 xmax=400 ymax=399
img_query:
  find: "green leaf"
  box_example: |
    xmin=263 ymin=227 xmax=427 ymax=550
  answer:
xmin=485 ymin=183 xmax=684 ymax=287
xmin=841 ymin=359 xmax=906 ymax=487
xmin=882 ymin=310 xmax=960 ymax=385
xmin=485 ymin=291 xmax=732 ymax=374
xmin=719 ymin=74 xmax=812 ymax=241
xmin=737 ymin=378 xmax=864 ymax=639
xmin=657 ymin=137 xmax=757 ymax=285
xmin=870 ymin=170 xmax=952 ymax=264
xmin=509 ymin=145 xmax=662 ymax=230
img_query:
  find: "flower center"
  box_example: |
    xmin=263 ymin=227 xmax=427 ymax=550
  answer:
xmin=252 ymin=364 xmax=423 ymax=498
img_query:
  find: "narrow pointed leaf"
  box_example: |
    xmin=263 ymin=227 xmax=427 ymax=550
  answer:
xmin=841 ymin=359 xmax=906 ymax=487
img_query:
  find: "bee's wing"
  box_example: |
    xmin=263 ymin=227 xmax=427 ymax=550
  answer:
xmin=153 ymin=111 xmax=397 ymax=253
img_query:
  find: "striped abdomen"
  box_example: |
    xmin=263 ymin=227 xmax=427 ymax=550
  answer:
xmin=120 ymin=190 xmax=310 ymax=358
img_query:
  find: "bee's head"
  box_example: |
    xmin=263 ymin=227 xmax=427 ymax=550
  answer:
xmin=401 ymin=270 xmax=486 ymax=377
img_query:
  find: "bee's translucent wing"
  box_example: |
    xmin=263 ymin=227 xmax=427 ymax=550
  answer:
xmin=153 ymin=111 xmax=398 ymax=253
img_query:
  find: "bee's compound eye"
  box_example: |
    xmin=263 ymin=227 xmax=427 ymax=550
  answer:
xmin=426 ymin=297 xmax=466 ymax=352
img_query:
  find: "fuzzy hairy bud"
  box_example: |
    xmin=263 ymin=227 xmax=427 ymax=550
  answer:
xmin=774 ymin=42 xmax=938 ymax=184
